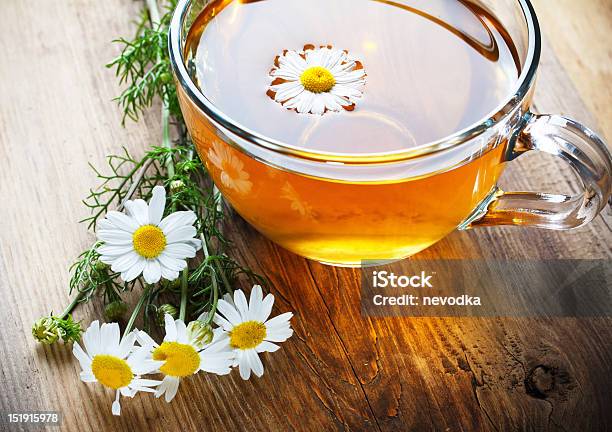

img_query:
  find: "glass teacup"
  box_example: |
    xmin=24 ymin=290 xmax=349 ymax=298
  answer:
xmin=169 ymin=0 xmax=612 ymax=266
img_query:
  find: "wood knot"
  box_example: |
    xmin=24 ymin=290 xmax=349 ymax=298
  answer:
xmin=525 ymin=365 xmax=554 ymax=399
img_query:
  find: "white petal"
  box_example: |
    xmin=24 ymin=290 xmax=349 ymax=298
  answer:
xmin=174 ymin=319 xmax=188 ymax=344
xmin=154 ymin=376 xmax=169 ymax=398
xmin=310 ymin=95 xmax=326 ymax=115
xmin=199 ymin=351 xmax=233 ymax=375
xmin=118 ymin=330 xmax=137 ymax=359
xmin=83 ymin=320 xmax=101 ymax=357
xmin=279 ymin=50 xmax=307 ymax=73
xmin=246 ymin=349 xmax=264 ymax=377
xmin=206 ymin=329 xmax=231 ymax=351
xmin=148 ymin=186 xmax=166 ymax=225
xmin=162 ymin=243 xmax=197 ymax=259
xmin=271 ymin=68 xmax=300 ymax=80
xmin=157 ymin=254 xmax=188 ymax=272
xmin=330 ymin=59 xmax=357 ymax=75
xmin=165 ymin=376 xmax=180 ymax=402
xmin=124 ymin=199 xmax=149 ymax=226
xmin=233 ymin=289 xmax=249 ymax=321
xmin=265 ymin=327 xmax=294 ymax=342
xmin=165 ymin=226 xmax=197 ymax=244
xmin=212 ymin=314 xmax=233 ymax=332
xmin=322 ymin=92 xmax=343 ymax=112
xmin=248 ymin=285 xmax=263 ymax=322
xmin=254 ymin=294 xmax=275 ymax=323
xmin=216 ymin=299 xmax=242 ymax=326
xmin=222 ymin=293 xmax=235 ymax=307
xmin=271 ymin=81 xmax=304 ymax=102
xmin=188 ymin=238 xmax=202 ymax=251
xmin=334 ymin=69 xmax=366 ymax=84
xmin=110 ymin=251 xmax=140 ymax=274
xmin=143 ymin=260 xmax=162 ymax=284
xmin=131 ymin=378 xmax=162 ymax=389
xmin=324 ymin=49 xmax=345 ymax=69
xmin=97 ymin=245 xmax=133 ymax=257
xmin=237 ymin=351 xmax=251 ymax=380
xmin=127 ymin=344 xmax=151 ymax=368
xmin=97 ymin=229 xmax=132 ymax=246
xmin=80 ymin=371 xmax=97 ymax=382
xmin=121 ymin=257 xmax=146 ymax=282
xmin=100 ymin=322 xmax=121 ymax=354
xmin=264 ymin=312 xmax=293 ymax=329
xmin=305 ymin=48 xmax=322 ymax=66
xmin=163 ymin=314 xmax=177 ymax=342
xmin=132 ymin=360 xmax=164 ymax=375
xmin=160 ymin=265 xmax=180 ymax=281
xmin=256 ymin=341 xmax=280 ymax=353
xmin=96 ymin=219 xmax=115 ymax=231
xmin=112 ymin=392 xmax=121 ymax=416
xmin=159 ymin=211 xmax=197 ymax=234
xmin=106 ymin=211 xmax=139 ymax=233
xmin=120 ymin=387 xmax=137 ymax=398
xmin=99 ymin=255 xmax=117 ymax=265
xmin=296 ymin=91 xmax=315 ymax=114
xmin=331 ymin=84 xmax=363 ymax=99
xmin=136 ymin=330 xmax=157 ymax=348
xmin=73 ymin=343 xmax=92 ymax=371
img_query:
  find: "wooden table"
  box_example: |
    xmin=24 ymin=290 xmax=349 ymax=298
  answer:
xmin=1 ymin=1 xmax=610 ymax=431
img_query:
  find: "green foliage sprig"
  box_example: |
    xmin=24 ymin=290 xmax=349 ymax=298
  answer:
xmin=33 ymin=0 xmax=264 ymax=343
xmin=106 ymin=1 xmax=181 ymax=123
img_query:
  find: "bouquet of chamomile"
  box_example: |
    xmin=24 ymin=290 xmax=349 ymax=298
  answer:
xmin=31 ymin=0 xmax=293 ymax=416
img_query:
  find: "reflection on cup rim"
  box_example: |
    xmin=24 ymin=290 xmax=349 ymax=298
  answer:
xmin=168 ymin=0 xmax=541 ymax=164
xmin=298 ymin=110 xmax=418 ymax=151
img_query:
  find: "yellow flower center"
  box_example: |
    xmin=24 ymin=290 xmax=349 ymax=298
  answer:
xmin=91 ymin=355 xmax=133 ymax=389
xmin=152 ymin=342 xmax=200 ymax=377
xmin=132 ymin=225 xmax=166 ymax=258
xmin=229 ymin=321 xmax=267 ymax=350
xmin=300 ymin=66 xmax=335 ymax=93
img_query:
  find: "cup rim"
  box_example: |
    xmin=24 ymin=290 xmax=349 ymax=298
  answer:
xmin=169 ymin=0 xmax=541 ymax=164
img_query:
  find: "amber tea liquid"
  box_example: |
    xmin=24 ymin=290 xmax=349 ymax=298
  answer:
xmin=179 ymin=0 xmax=520 ymax=264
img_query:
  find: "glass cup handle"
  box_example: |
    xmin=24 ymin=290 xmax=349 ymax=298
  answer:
xmin=462 ymin=112 xmax=612 ymax=230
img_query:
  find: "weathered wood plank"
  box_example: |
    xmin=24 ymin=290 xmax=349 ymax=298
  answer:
xmin=0 ymin=0 xmax=610 ymax=431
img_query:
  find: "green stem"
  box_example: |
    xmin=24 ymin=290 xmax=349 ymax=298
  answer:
xmin=124 ymin=285 xmax=151 ymax=336
xmin=145 ymin=0 xmax=175 ymax=180
xmin=87 ymin=157 xmax=150 ymax=229
xmin=145 ymin=0 xmax=161 ymax=26
xmin=59 ymin=290 xmax=86 ymax=319
xmin=179 ymin=268 xmax=189 ymax=321
xmin=200 ymin=233 xmax=220 ymax=324
xmin=162 ymin=99 xmax=175 ymax=179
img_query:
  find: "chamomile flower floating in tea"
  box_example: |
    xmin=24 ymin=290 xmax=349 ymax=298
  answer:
xmin=96 ymin=186 xmax=202 ymax=284
xmin=72 ymin=321 xmax=163 ymax=416
xmin=268 ymin=45 xmax=366 ymax=115
xmin=137 ymin=315 xmax=234 ymax=402
xmin=207 ymin=141 xmax=252 ymax=195
xmin=213 ymin=285 xmax=293 ymax=380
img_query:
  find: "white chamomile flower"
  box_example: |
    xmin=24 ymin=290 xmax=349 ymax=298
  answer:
xmin=213 ymin=285 xmax=293 ymax=380
xmin=72 ymin=321 xmax=163 ymax=416
xmin=268 ymin=45 xmax=366 ymax=115
xmin=137 ymin=315 xmax=234 ymax=402
xmin=96 ymin=185 xmax=202 ymax=284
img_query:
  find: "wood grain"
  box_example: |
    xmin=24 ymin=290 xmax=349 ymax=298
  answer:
xmin=0 ymin=0 xmax=610 ymax=431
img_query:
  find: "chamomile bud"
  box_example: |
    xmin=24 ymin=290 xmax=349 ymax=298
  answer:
xmin=160 ymin=72 xmax=173 ymax=84
xmin=157 ymin=304 xmax=178 ymax=326
xmin=104 ymin=300 xmax=128 ymax=322
xmin=186 ymin=320 xmax=214 ymax=349
xmin=94 ymin=260 xmax=108 ymax=272
xmin=170 ymin=179 xmax=185 ymax=193
xmin=32 ymin=316 xmax=61 ymax=345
